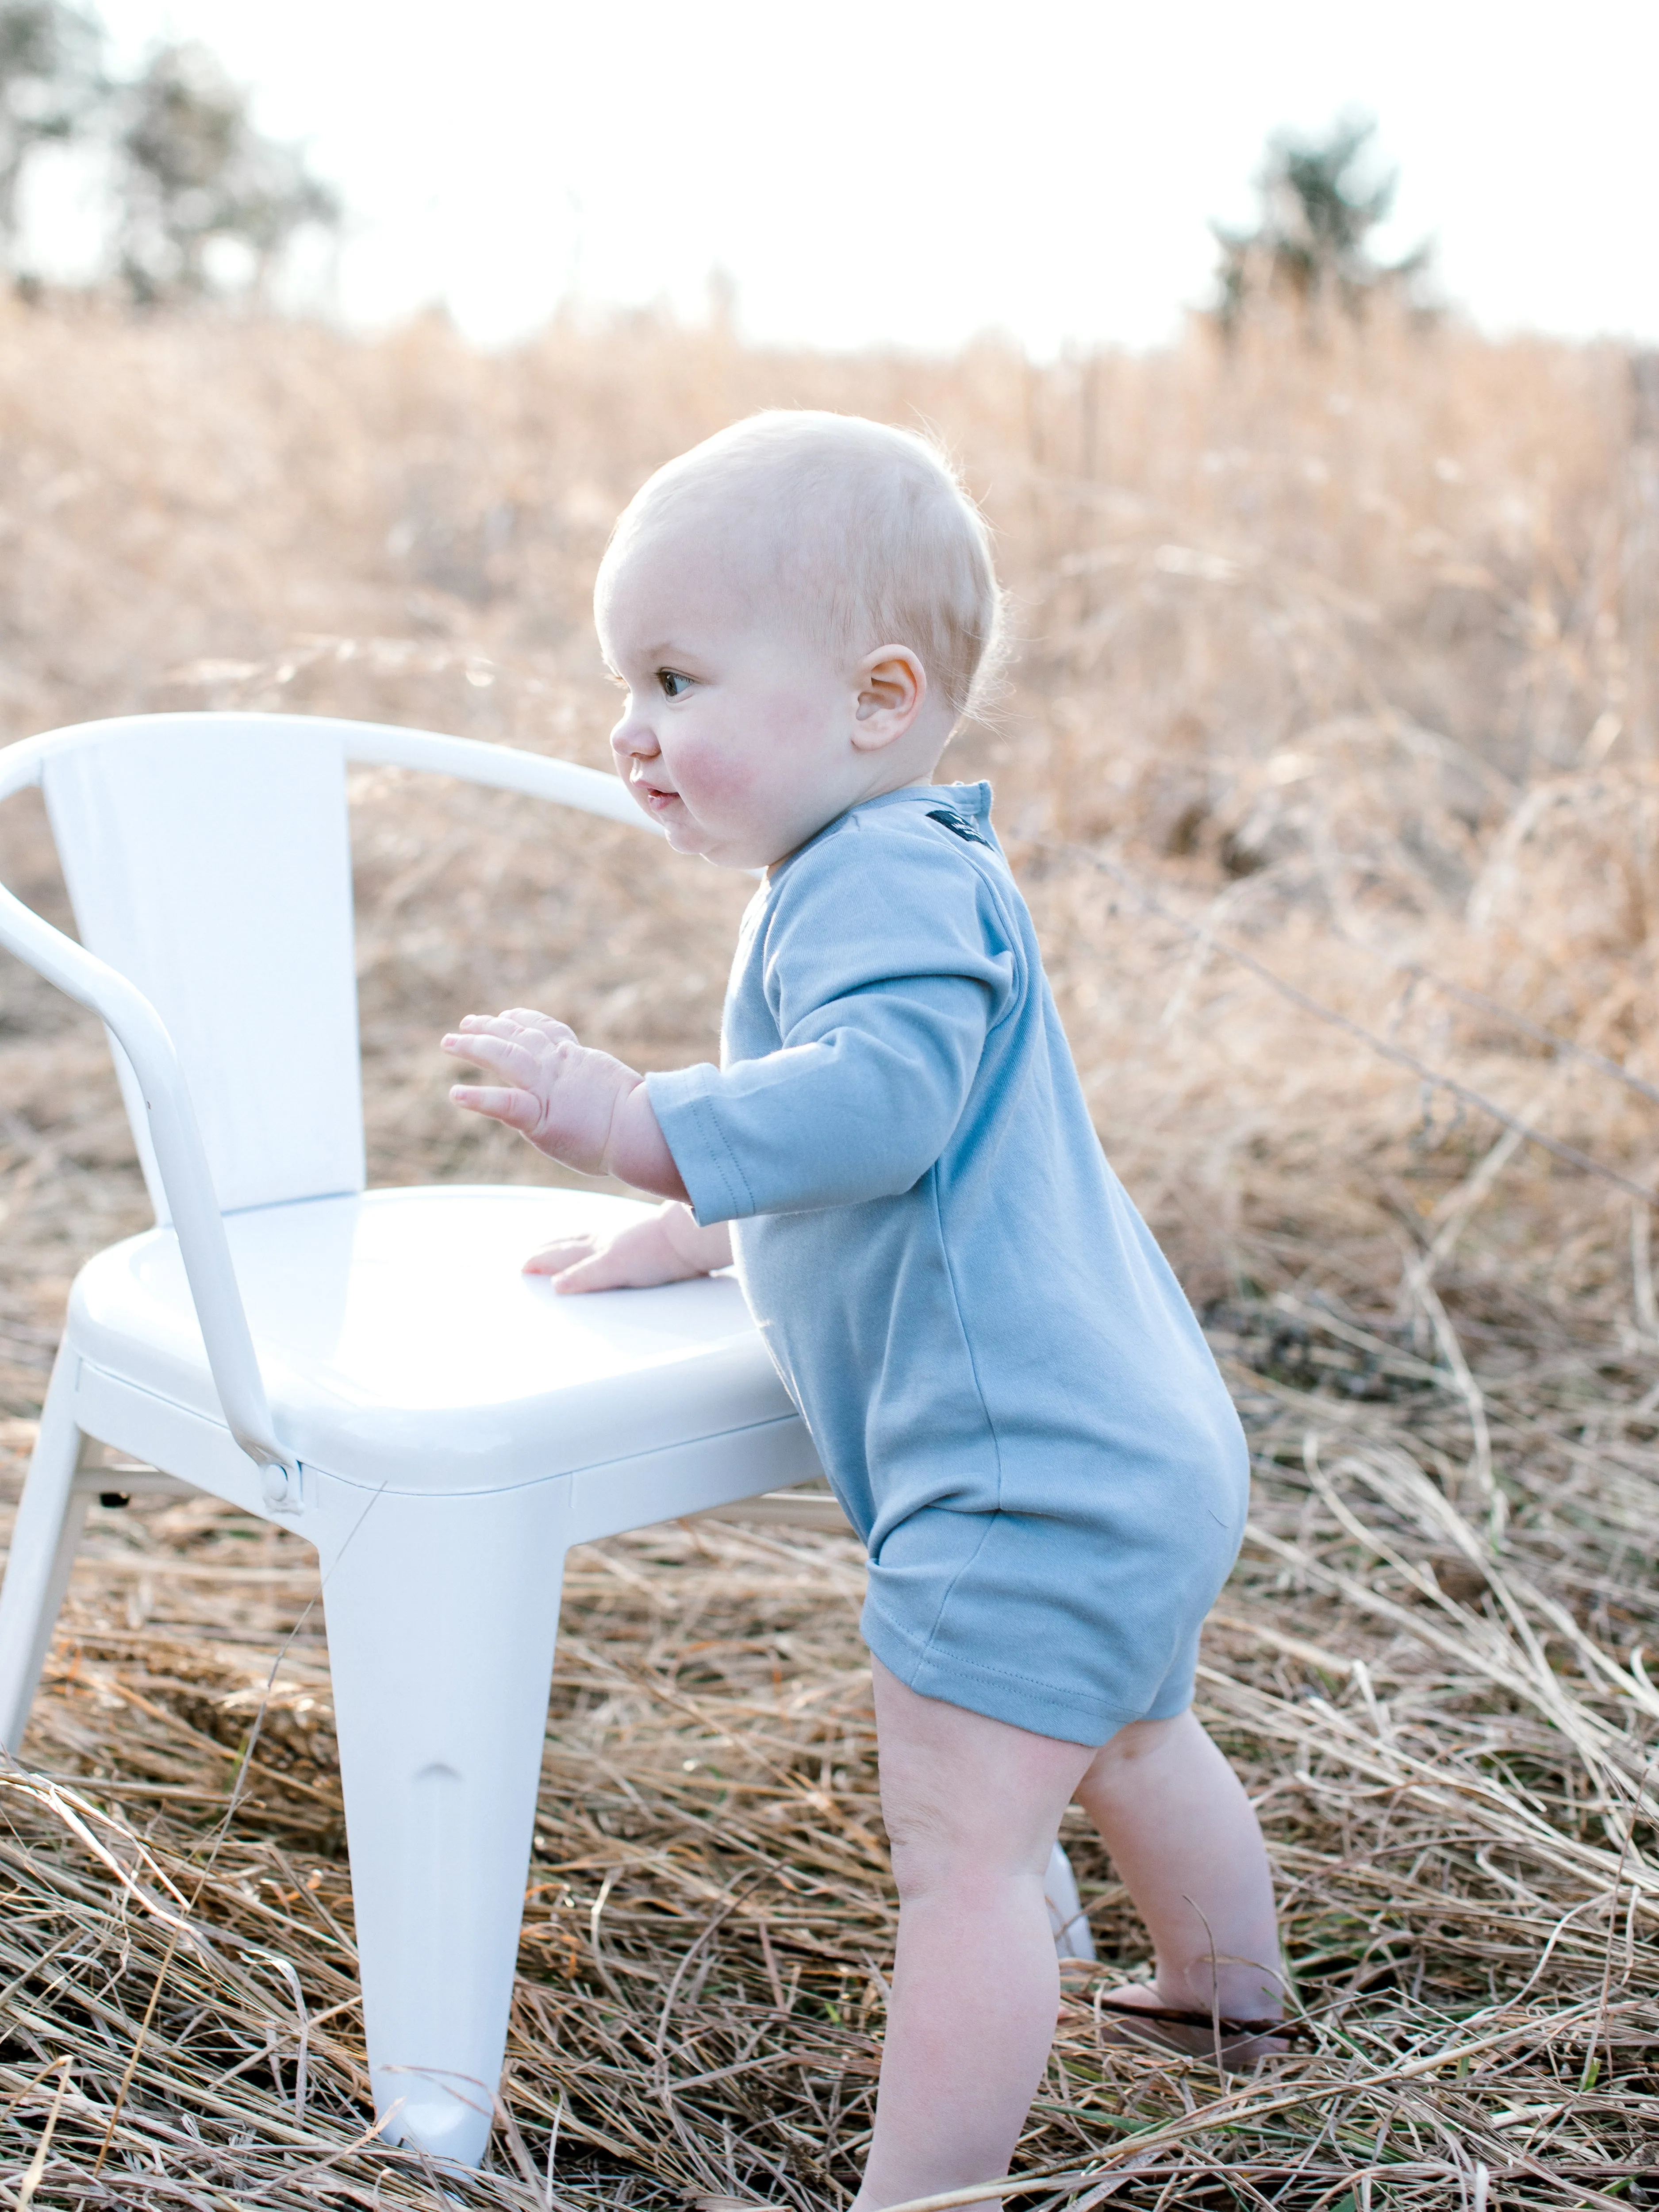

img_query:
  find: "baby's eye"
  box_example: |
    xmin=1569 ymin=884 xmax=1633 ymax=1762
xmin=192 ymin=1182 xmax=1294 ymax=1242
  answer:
xmin=657 ymin=668 xmax=692 ymax=699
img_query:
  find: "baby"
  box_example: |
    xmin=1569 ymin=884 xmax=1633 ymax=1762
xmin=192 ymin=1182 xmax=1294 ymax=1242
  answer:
xmin=442 ymin=411 xmax=1283 ymax=2210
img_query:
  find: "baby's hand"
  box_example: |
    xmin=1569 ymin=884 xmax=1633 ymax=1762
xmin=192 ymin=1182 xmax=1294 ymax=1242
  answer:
xmin=525 ymin=1202 xmax=733 ymax=1293
xmin=442 ymin=1007 xmax=689 ymax=1199
xmin=443 ymin=1008 xmax=637 ymax=1174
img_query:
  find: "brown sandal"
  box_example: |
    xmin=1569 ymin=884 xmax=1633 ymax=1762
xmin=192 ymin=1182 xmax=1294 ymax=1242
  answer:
xmin=1094 ymin=1996 xmax=1310 ymax=2044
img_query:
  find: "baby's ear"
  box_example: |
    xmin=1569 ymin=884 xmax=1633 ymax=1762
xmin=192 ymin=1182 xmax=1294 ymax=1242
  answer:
xmin=852 ymin=645 xmax=926 ymax=751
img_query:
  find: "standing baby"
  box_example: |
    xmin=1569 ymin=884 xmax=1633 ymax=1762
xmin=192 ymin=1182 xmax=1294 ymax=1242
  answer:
xmin=442 ymin=411 xmax=1283 ymax=2209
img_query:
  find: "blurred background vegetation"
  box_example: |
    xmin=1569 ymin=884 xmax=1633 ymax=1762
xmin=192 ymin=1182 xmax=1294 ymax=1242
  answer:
xmin=0 ymin=16 xmax=1655 ymax=2200
xmin=0 ymin=0 xmax=338 ymax=302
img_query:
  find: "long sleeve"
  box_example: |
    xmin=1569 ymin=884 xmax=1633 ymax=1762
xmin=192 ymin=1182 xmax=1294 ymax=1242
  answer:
xmin=646 ymin=822 xmax=1021 ymax=1224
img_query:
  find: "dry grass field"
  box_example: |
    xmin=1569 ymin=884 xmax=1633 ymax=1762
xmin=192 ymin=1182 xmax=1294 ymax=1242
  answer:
xmin=0 ymin=295 xmax=1653 ymax=2205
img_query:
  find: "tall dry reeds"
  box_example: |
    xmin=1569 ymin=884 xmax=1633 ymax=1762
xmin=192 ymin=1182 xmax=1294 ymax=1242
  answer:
xmin=0 ymin=295 xmax=1653 ymax=2203
xmin=1 ymin=295 xmax=1652 ymax=1309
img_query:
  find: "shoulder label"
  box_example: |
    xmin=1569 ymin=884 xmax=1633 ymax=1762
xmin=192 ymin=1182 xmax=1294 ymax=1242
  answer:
xmin=926 ymin=806 xmax=991 ymax=849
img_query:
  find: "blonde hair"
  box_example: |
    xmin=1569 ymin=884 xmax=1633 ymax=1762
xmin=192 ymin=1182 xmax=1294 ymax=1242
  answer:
xmin=598 ymin=410 xmax=1004 ymax=721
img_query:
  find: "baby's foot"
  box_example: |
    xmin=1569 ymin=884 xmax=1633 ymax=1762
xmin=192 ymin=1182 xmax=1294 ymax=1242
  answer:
xmin=1092 ymin=1981 xmax=1287 ymax=2068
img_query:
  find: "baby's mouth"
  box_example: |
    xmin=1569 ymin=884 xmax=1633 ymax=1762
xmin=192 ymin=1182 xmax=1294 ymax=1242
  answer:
xmin=632 ymin=775 xmax=680 ymax=813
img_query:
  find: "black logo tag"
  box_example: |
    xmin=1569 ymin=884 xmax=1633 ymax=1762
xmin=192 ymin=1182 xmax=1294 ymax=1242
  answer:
xmin=926 ymin=807 xmax=990 ymax=848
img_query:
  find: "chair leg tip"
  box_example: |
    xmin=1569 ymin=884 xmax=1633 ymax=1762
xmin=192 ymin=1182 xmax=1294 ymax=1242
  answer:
xmin=378 ymin=2089 xmax=494 ymax=2170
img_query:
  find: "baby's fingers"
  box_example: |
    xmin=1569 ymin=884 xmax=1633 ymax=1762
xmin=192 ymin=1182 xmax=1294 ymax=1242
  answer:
xmin=453 ymin=1012 xmax=525 ymax=1038
xmin=446 ymin=1019 xmax=532 ymax=1054
xmin=550 ymin=1245 xmax=648 ymax=1293
xmin=449 ymin=1082 xmax=540 ymax=1132
xmin=522 ymin=1234 xmax=599 ymax=1277
xmin=499 ymin=1007 xmax=577 ymax=1042
xmin=452 ymin=1009 xmax=576 ymax=1045
xmin=441 ymin=1031 xmax=534 ymax=1083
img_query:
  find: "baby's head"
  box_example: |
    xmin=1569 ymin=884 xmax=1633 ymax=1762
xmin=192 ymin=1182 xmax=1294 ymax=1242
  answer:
xmin=596 ymin=411 xmax=1002 ymax=869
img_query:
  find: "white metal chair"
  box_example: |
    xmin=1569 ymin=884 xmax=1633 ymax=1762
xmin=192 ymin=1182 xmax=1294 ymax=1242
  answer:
xmin=0 ymin=712 xmax=822 ymax=2166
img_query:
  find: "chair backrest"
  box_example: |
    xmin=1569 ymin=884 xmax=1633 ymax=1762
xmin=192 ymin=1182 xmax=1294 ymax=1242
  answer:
xmin=43 ymin=716 xmax=363 ymax=1221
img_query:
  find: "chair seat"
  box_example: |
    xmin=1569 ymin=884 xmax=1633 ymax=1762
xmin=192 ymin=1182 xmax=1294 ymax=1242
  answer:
xmin=68 ymin=1186 xmax=795 ymax=1493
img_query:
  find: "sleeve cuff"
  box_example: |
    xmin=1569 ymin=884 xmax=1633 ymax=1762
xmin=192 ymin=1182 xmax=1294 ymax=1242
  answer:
xmin=645 ymin=1064 xmax=757 ymax=1227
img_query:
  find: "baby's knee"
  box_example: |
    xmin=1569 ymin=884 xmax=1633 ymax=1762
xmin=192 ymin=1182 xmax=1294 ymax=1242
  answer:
xmin=883 ymin=1788 xmax=1058 ymax=1906
xmin=1079 ymin=1709 xmax=1197 ymax=1792
xmin=883 ymin=1793 xmax=981 ymax=1902
xmin=872 ymin=1662 xmax=1098 ymax=1894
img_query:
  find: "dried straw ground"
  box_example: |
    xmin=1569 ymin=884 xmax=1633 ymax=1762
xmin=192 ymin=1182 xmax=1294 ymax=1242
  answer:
xmin=0 ymin=297 xmax=1654 ymax=2204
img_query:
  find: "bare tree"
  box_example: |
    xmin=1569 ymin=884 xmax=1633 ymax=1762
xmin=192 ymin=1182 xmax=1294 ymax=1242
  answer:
xmin=1213 ymin=112 xmax=1433 ymax=334
xmin=0 ymin=0 xmax=103 ymax=270
xmin=115 ymin=39 xmax=339 ymax=304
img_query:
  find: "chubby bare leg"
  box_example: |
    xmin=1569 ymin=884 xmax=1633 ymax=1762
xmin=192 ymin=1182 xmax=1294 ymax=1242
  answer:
xmin=1072 ymin=1709 xmax=1283 ymax=2058
xmin=851 ymin=1662 xmax=1095 ymax=2212
xmin=851 ymin=1676 xmax=1284 ymax=2212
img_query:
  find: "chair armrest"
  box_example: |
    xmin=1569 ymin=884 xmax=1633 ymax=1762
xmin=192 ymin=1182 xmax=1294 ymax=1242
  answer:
xmin=339 ymin=722 xmax=658 ymax=828
xmin=0 ymin=876 xmax=294 ymax=1488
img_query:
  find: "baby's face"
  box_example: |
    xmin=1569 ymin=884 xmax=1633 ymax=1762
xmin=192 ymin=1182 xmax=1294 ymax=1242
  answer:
xmin=598 ymin=521 xmax=881 ymax=870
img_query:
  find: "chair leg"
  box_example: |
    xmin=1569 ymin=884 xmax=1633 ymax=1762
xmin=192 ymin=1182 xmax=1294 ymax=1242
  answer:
xmin=0 ymin=1351 xmax=89 ymax=1756
xmin=310 ymin=1478 xmax=571 ymax=2168
xmin=1045 ymin=1840 xmax=1096 ymax=1963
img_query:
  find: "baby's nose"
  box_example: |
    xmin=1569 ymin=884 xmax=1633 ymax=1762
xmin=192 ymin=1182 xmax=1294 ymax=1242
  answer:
xmin=610 ymin=710 xmax=658 ymax=760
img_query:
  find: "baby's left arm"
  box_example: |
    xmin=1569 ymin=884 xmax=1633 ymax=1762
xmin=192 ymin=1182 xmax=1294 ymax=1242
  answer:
xmin=442 ymin=1008 xmax=688 ymax=1201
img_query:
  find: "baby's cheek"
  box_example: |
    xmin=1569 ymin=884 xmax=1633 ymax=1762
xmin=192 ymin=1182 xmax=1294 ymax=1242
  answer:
xmin=676 ymin=731 xmax=760 ymax=810
xmin=754 ymin=689 xmax=822 ymax=741
xmin=742 ymin=693 xmax=829 ymax=784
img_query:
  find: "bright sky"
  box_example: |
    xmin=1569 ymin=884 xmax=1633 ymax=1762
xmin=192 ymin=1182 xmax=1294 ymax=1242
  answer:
xmin=53 ymin=0 xmax=1659 ymax=353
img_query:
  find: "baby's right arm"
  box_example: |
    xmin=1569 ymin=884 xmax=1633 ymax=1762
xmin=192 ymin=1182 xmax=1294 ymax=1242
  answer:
xmin=526 ymin=1201 xmax=733 ymax=1294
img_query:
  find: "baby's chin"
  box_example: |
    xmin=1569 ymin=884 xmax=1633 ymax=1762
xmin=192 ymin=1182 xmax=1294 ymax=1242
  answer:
xmin=664 ymin=822 xmax=754 ymax=868
xmin=659 ymin=811 xmax=719 ymax=853
xmin=659 ymin=814 xmax=785 ymax=869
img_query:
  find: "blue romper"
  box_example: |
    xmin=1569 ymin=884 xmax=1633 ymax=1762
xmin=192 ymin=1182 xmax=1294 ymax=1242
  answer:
xmin=647 ymin=783 xmax=1249 ymax=1746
